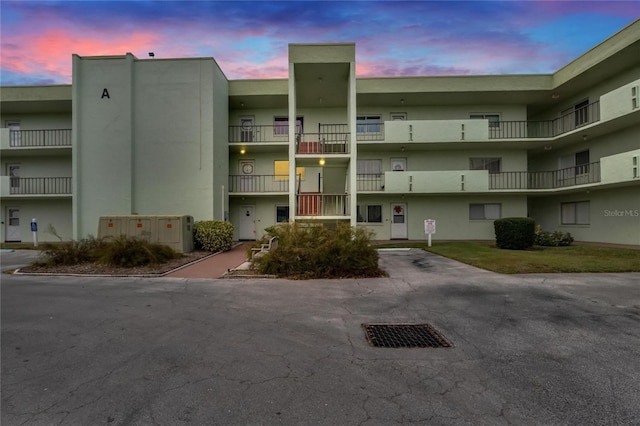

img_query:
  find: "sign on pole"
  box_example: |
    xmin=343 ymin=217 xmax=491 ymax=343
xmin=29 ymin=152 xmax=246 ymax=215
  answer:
xmin=31 ymin=218 xmax=38 ymax=247
xmin=424 ymin=219 xmax=436 ymax=247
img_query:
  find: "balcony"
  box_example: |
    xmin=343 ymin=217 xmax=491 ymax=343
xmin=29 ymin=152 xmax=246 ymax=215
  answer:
xmin=228 ymin=175 xmax=291 ymax=193
xmin=490 ymin=162 xmax=601 ymax=189
xmin=489 ymin=101 xmax=600 ymax=139
xmin=1 ymin=129 xmax=72 ymax=149
xmin=229 ymin=125 xmax=305 ymax=143
xmin=295 ymin=132 xmax=350 ymax=154
xmin=357 ymin=174 xmax=385 ymax=191
xmin=296 ymin=193 xmax=350 ymax=217
xmin=1 ymin=177 xmax=72 ymax=197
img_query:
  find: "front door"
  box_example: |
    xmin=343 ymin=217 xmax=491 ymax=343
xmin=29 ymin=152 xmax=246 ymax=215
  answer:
xmin=239 ymin=160 xmax=255 ymax=192
xmin=6 ymin=208 xmax=21 ymax=242
xmin=7 ymin=164 xmax=20 ymax=194
xmin=239 ymin=116 xmax=255 ymax=143
xmin=391 ymin=203 xmax=407 ymax=239
xmin=239 ymin=205 xmax=256 ymax=240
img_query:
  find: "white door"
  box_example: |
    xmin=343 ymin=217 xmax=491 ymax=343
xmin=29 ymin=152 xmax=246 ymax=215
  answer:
xmin=7 ymin=164 xmax=20 ymax=194
xmin=239 ymin=160 xmax=255 ymax=192
xmin=8 ymin=122 xmax=21 ymax=146
xmin=6 ymin=208 xmax=21 ymax=242
xmin=391 ymin=203 xmax=408 ymax=239
xmin=239 ymin=205 xmax=256 ymax=240
xmin=240 ymin=116 xmax=255 ymax=143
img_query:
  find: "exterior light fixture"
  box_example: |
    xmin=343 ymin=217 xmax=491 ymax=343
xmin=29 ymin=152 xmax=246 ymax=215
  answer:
xmin=544 ymin=145 xmax=552 ymax=151
xmin=319 ymin=97 xmax=323 ymax=104
xmin=240 ymin=102 xmax=244 ymax=107
xmin=240 ymin=148 xmax=246 ymax=155
xmin=583 ymin=135 xmax=588 ymax=141
xmin=319 ymin=158 xmax=326 ymax=166
xmin=400 ymin=98 xmax=405 ymax=104
xmin=551 ymin=93 xmax=560 ymax=99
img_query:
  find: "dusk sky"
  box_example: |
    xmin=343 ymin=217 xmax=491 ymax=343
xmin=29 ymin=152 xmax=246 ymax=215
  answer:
xmin=1 ymin=1 xmax=639 ymax=86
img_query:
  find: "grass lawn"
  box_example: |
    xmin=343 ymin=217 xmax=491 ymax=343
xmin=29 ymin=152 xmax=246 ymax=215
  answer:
xmin=377 ymin=241 xmax=640 ymax=274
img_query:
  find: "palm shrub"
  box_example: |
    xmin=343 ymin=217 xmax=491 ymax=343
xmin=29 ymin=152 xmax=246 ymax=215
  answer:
xmin=252 ymin=222 xmax=383 ymax=278
xmin=193 ymin=220 xmax=234 ymax=252
xmin=494 ymin=217 xmax=535 ymax=250
xmin=38 ymin=236 xmax=107 ymax=266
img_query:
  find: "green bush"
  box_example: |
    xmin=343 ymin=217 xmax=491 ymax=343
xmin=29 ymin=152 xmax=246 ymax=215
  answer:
xmin=252 ymin=222 xmax=384 ymax=279
xmin=494 ymin=217 xmax=535 ymax=250
xmin=97 ymin=235 xmax=179 ymax=267
xmin=38 ymin=236 xmax=106 ymax=266
xmin=36 ymin=235 xmax=179 ymax=267
xmin=193 ymin=220 xmax=233 ymax=252
xmin=534 ymin=226 xmax=574 ymax=246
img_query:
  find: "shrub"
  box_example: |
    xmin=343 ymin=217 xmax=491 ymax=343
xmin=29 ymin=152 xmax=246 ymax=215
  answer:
xmin=97 ymin=235 xmax=179 ymax=267
xmin=534 ymin=225 xmax=574 ymax=246
xmin=36 ymin=235 xmax=179 ymax=267
xmin=252 ymin=222 xmax=384 ymax=279
xmin=193 ymin=220 xmax=234 ymax=252
xmin=38 ymin=236 xmax=106 ymax=266
xmin=494 ymin=217 xmax=535 ymax=250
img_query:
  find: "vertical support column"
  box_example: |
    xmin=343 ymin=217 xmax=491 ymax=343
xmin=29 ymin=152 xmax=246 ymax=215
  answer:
xmin=348 ymin=61 xmax=358 ymax=228
xmin=288 ymin=62 xmax=297 ymax=221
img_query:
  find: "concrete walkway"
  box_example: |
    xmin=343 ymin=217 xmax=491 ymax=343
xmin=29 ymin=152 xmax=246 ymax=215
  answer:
xmin=165 ymin=242 xmax=251 ymax=279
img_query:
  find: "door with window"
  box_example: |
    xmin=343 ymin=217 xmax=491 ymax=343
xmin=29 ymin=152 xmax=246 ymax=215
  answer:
xmin=239 ymin=205 xmax=256 ymax=240
xmin=240 ymin=116 xmax=255 ymax=142
xmin=391 ymin=203 xmax=408 ymax=239
xmin=5 ymin=208 xmax=21 ymax=242
xmin=7 ymin=122 xmax=21 ymax=147
xmin=7 ymin=164 xmax=20 ymax=194
xmin=239 ymin=160 xmax=255 ymax=192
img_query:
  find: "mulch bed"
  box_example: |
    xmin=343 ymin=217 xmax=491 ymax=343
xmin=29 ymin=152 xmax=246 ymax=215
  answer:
xmin=15 ymin=251 xmax=212 ymax=276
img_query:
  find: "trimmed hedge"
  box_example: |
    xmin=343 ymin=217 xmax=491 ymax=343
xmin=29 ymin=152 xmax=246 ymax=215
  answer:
xmin=193 ymin=220 xmax=233 ymax=252
xmin=494 ymin=217 xmax=535 ymax=250
xmin=252 ymin=222 xmax=384 ymax=279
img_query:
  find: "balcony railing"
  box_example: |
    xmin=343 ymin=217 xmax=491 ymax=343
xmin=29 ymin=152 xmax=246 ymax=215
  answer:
xmin=296 ymin=132 xmax=349 ymax=154
xmin=7 ymin=177 xmax=72 ymax=195
xmin=490 ymin=162 xmax=601 ymax=189
xmin=296 ymin=193 xmax=350 ymax=216
xmin=321 ymin=123 xmax=385 ymax=141
xmin=7 ymin=129 xmax=72 ymax=147
xmin=357 ymin=174 xmax=384 ymax=191
xmin=229 ymin=125 xmax=301 ymax=143
xmin=228 ymin=175 xmax=291 ymax=193
xmin=489 ymin=101 xmax=600 ymax=139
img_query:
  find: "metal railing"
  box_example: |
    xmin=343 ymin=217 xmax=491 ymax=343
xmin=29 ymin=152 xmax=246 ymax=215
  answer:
xmin=296 ymin=132 xmax=349 ymax=154
xmin=296 ymin=193 xmax=350 ymax=216
xmin=228 ymin=175 xmax=291 ymax=193
xmin=489 ymin=101 xmax=600 ymax=139
xmin=490 ymin=162 xmax=601 ymax=190
xmin=228 ymin=125 xmax=302 ymax=143
xmin=357 ymin=174 xmax=384 ymax=191
xmin=8 ymin=177 xmax=72 ymax=195
xmin=8 ymin=129 xmax=72 ymax=147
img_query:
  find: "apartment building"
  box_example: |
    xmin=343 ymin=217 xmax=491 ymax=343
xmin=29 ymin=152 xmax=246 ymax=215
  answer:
xmin=2 ymin=20 xmax=639 ymax=246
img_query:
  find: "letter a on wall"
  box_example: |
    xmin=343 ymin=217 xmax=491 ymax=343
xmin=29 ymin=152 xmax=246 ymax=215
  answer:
xmin=101 ymin=88 xmax=110 ymax=99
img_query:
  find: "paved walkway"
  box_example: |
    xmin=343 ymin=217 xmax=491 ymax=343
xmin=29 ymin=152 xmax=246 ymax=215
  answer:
xmin=165 ymin=242 xmax=251 ymax=278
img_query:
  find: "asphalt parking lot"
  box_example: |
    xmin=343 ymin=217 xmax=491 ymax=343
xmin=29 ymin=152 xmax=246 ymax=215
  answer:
xmin=2 ymin=248 xmax=640 ymax=425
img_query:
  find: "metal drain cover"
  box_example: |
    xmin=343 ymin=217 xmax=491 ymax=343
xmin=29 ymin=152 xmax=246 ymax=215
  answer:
xmin=362 ymin=323 xmax=453 ymax=348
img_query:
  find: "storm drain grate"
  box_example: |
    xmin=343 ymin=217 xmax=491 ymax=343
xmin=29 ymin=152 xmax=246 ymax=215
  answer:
xmin=362 ymin=323 xmax=453 ymax=348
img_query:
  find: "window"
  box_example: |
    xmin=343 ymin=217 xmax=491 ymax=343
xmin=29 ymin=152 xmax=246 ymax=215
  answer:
xmin=469 ymin=204 xmax=501 ymax=220
xmin=357 ymin=205 xmax=382 ymax=223
xmin=470 ymin=114 xmax=500 ymax=128
xmin=470 ymin=158 xmax=501 ymax=174
xmin=273 ymin=116 xmax=303 ymax=135
xmin=274 ymin=160 xmax=304 ymax=180
xmin=357 ymin=115 xmax=381 ymax=133
xmin=357 ymin=159 xmax=382 ymax=174
xmin=575 ymin=150 xmax=590 ymax=174
xmin=561 ymin=201 xmax=590 ymax=225
xmin=276 ymin=206 xmax=289 ymax=223
xmin=574 ymin=99 xmax=589 ymax=126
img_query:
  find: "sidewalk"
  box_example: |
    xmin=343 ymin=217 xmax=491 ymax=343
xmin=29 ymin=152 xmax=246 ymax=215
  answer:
xmin=165 ymin=242 xmax=251 ymax=279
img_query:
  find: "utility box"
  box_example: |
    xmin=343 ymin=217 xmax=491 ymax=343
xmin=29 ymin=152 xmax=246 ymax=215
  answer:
xmin=98 ymin=215 xmax=194 ymax=253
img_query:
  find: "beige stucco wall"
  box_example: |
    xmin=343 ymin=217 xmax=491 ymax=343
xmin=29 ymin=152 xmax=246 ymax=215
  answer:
xmin=356 ymin=194 xmax=527 ymax=240
xmin=529 ymin=186 xmax=640 ymax=245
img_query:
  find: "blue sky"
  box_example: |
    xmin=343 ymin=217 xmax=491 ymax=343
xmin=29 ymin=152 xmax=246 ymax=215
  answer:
xmin=1 ymin=1 xmax=638 ymax=85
